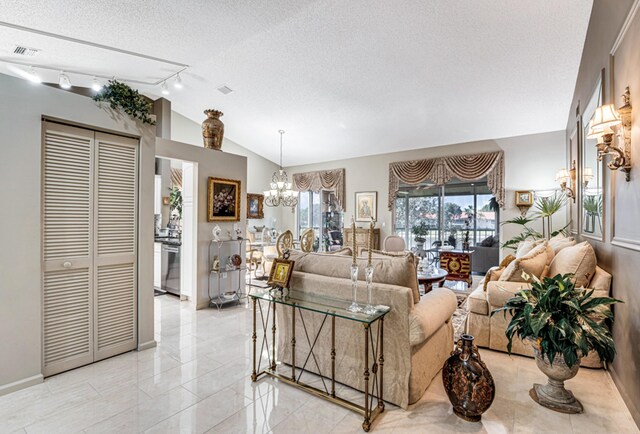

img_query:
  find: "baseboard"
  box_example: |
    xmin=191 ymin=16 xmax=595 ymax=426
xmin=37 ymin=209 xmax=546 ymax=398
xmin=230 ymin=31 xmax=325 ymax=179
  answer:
xmin=0 ymin=374 xmax=44 ymax=397
xmin=137 ymin=340 xmax=157 ymax=351
xmin=608 ymin=367 xmax=640 ymax=429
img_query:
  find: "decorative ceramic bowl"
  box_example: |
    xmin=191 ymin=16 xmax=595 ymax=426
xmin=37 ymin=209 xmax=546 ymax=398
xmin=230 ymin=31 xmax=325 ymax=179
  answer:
xmin=223 ymin=291 xmax=236 ymax=300
xmin=230 ymin=254 xmax=242 ymax=267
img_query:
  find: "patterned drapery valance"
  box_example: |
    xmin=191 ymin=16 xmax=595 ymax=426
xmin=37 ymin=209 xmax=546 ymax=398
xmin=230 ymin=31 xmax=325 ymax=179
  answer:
xmin=388 ymin=151 xmax=505 ymax=210
xmin=293 ymin=168 xmax=346 ymax=211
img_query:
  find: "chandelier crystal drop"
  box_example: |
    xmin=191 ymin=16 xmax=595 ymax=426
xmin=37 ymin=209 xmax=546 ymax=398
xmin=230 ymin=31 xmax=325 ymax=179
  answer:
xmin=264 ymin=130 xmax=298 ymax=210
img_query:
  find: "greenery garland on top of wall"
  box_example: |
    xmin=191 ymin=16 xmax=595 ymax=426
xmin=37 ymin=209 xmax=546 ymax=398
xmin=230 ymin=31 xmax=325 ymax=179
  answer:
xmin=92 ymin=80 xmax=156 ymax=125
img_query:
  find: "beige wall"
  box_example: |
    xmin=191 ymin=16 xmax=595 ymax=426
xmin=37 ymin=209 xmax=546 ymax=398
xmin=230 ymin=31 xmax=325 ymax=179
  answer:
xmin=565 ymin=0 xmax=640 ymax=426
xmin=282 ymin=131 xmax=566 ymax=254
xmin=155 ymin=139 xmax=247 ymax=309
xmin=171 ymin=112 xmax=283 ymax=231
xmin=0 ymin=73 xmax=156 ymax=394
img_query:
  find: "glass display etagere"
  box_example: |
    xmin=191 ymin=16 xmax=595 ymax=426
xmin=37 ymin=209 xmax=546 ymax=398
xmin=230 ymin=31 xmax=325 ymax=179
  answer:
xmin=208 ymin=239 xmax=249 ymax=309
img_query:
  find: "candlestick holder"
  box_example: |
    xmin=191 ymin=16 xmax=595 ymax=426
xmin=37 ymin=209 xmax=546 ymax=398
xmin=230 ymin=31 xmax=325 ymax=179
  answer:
xmin=347 ymin=264 xmax=362 ymax=312
xmin=363 ymin=265 xmax=377 ymax=315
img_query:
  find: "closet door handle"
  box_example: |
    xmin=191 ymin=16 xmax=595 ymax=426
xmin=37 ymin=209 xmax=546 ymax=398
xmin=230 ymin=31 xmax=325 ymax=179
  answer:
xmin=63 ymin=261 xmax=72 ymax=269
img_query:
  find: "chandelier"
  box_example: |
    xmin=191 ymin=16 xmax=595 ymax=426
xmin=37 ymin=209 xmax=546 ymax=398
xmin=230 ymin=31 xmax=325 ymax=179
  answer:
xmin=264 ymin=130 xmax=298 ymax=209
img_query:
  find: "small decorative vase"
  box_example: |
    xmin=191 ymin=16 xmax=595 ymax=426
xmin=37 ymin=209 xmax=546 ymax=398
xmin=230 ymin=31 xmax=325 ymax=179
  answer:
xmin=202 ymin=109 xmax=224 ymax=150
xmin=442 ymin=334 xmax=495 ymax=422
xmin=462 ymin=241 xmax=470 ymax=251
xmin=530 ymin=343 xmax=583 ymax=414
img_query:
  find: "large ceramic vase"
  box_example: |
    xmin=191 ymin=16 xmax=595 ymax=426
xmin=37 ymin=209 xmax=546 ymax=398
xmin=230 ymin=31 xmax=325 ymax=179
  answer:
xmin=202 ymin=109 xmax=224 ymax=150
xmin=442 ymin=334 xmax=495 ymax=422
xmin=530 ymin=343 xmax=583 ymax=414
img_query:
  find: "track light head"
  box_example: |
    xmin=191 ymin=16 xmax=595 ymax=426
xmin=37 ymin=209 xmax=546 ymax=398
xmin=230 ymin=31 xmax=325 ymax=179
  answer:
xmin=58 ymin=71 xmax=71 ymax=89
xmin=91 ymin=77 xmax=103 ymax=92
xmin=173 ymin=73 xmax=183 ymax=89
xmin=161 ymin=81 xmax=169 ymax=95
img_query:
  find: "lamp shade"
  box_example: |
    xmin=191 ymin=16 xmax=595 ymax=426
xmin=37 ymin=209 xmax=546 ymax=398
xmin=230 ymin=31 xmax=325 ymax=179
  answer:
xmin=556 ymin=168 xmax=569 ymax=183
xmin=591 ymin=104 xmax=621 ymax=131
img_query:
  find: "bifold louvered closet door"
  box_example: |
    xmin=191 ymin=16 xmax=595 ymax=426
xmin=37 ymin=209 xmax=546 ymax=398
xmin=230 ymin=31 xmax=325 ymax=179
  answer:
xmin=42 ymin=122 xmax=138 ymax=377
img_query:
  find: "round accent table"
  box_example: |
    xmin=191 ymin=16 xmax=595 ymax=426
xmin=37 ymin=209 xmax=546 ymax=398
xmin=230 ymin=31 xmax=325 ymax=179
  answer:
xmin=418 ymin=268 xmax=448 ymax=295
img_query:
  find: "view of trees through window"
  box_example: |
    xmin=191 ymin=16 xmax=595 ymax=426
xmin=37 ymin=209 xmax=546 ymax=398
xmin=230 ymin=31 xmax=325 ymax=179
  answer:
xmin=394 ymin=181 xmax=498 ymax=249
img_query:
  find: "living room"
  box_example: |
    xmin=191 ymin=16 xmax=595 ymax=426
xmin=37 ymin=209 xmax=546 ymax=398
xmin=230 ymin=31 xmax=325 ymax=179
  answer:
xmin=0 ymin=1 xmax=639 ymax=433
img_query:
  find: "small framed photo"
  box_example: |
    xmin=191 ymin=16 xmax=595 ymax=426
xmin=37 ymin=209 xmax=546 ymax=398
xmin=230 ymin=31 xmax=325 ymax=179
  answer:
xmin=247 ymin=193 xmax=264 ymax=219
xmin=515 ymin=190 xmax=534 ymax=206
xmin=355 ymin=191 xmax=377 ymax=222
xmin=268 ymin=258 xmax=295 ymax=289
xmin=208 ymin=177 xmax=241 ymax=222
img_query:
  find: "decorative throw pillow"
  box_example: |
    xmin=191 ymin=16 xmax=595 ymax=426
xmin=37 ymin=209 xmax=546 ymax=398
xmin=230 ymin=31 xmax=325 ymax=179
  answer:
xmin=500 ymin=242 xmax=549 ymax=282
xmin=499 ymin=254 xmax=516 ymax=268
xmin=483 ymin=266 xmax=505 ymax=291
xmin=548 ymin=234 xmax=577 ymax=254
xmin=548 ymin=241 xmax=597 ymax=288
xmin=480 ymin=235 xmax=494 ymax=247
xmin=515 ymin=239 xmax=545 ymax=258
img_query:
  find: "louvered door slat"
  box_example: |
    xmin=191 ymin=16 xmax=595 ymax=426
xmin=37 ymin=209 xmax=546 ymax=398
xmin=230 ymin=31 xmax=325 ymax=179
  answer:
xmin=42 ymin=123 xmax=94 ymax=377
xmin=94 ymin=134 xmax=138 ymax=360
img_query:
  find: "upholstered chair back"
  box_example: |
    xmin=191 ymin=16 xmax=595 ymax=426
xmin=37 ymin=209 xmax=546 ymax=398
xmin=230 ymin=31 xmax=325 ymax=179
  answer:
xmin=300 ymin=228 xmax=314 ymax=252
xmin=276 ymin=230 xmax=294 ymax=256
xmin=384 ymin=235 xmax=406 ymax=253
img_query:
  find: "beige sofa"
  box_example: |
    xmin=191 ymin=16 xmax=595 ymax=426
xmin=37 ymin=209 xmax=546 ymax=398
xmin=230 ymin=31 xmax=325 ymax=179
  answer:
xmin=275 ymin=250 xmax=457 ymax=409
xmin=466 ymin=238 xmax=612 ymax=368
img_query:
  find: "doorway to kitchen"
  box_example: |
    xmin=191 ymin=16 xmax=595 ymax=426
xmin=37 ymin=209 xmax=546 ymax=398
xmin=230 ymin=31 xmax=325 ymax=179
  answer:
xmin=153 ymin=157 xmax=197 ymax=302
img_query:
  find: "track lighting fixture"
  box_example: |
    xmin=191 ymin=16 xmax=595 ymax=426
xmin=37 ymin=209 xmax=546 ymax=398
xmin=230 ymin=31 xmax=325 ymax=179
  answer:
xmin=91 ymin=77 xmax=103 ymax=92
xmin=173 ymin=73 xmax=183 ymax=89
xmin=58 ymin=71 xmax=71 ymax=89
xmin=161 ymin=81 xmax=169 ymax=95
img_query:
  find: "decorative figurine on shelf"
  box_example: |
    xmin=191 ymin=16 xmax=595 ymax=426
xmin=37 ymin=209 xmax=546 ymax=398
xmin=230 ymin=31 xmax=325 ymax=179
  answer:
xmin=212 ymin=256 xmax=220 ymax=272
xmin=234 ymin=223 xmax=243 ymax=240
xmin=347 ymin=216 xmax=361 ymax=313
xmin=212 ymin=224 xmax=222 ymax=241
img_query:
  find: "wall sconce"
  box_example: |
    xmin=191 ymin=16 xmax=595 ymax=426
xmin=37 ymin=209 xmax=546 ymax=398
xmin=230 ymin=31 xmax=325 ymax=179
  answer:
xmin=587 ymin=87 xmax=632 ymax=181
xmin=556 ymin=160 xmax=577 ymax=202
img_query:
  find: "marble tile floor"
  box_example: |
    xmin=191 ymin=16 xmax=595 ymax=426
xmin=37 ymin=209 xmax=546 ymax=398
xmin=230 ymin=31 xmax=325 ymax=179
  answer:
xmin=1 ymin=294 xmax=637 ymax=434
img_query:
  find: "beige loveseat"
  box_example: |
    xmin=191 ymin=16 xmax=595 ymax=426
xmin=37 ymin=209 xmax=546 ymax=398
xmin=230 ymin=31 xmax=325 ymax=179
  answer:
xmin=466 ymin=238 xmax=612 ymax=368
xmin=275 ymin=250 xmax=457 ymax=409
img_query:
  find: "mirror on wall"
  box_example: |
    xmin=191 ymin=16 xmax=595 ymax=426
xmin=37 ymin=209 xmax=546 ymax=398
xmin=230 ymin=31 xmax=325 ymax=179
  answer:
xmin=580 ymin=75 xmax=604 ymax=240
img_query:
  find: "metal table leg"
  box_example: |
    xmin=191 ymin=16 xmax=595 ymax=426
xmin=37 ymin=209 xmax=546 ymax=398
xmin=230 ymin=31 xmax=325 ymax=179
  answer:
xmin=363 ymin=323 xmax=370 ymax=432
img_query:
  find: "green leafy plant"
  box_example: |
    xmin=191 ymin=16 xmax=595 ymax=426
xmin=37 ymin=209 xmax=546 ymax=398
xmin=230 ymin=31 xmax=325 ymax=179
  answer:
xmin=411 ymin=221 xmax=429 ymax=242
xmin=169 ymin=187 xmax=182 ymax=220
xmin=492 ymin=273 xmax=622 ymax=368
xmin=583 ymin=195 xmax=602 ymax=217
xmin=93 ymin=80 xmax=156 ymax=125
xmin=502 ymin=192 xmax=569 ymax=250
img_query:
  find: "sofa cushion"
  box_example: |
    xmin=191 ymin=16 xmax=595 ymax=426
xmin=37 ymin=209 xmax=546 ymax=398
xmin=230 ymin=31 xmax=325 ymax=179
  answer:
xmin=515 ymin=239 xmax=544 ymax=258
xmin=548 ymin=241 xmax=597 ymax=288
xmin=408 ymin=288 xmax=457 ymax=346
xmin=486 ymin=280 xmax=532 ymax=307
xmin=480 ymin=235 xmax=494 ymax=247
xmin=548 ymin=234 xmax=576 ymax=254
xmin=467 ymin=286 xmax=489 ymax=315
xmin=500 ymin=242 xmax=550 ymax=282
xmin=289 ymin=250 xmax=420 ymax=303
xmin=589 ymin=266 xmax=611 ymax=293
xmin=499 ymin=254 xmax=516 ymax=268
xmin=483 ymin=266 xmax=504 ymax=291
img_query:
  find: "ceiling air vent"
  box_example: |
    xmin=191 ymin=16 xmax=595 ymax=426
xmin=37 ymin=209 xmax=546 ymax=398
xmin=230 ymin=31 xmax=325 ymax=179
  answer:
xmin=217 ymin=85 xmax=233 ymax=95
xmin=13 ymin=45 xmax=40 ymax=56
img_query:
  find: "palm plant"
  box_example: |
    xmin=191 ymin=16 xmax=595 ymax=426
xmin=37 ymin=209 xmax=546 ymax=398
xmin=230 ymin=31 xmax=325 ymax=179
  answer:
xmin=169 ymin=187 xmax=183 ymax=220
xmin=492 ymin=273 xmax=622 ymax=368
xmin=534 ymin=192 xmax=566 ymax=239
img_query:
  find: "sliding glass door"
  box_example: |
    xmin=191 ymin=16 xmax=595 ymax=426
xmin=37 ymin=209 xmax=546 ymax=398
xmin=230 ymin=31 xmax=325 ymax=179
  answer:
xmin=394 ymin=180 xmax=498 ymax=249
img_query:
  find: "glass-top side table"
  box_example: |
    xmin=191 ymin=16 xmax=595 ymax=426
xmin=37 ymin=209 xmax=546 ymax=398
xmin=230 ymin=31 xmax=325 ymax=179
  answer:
xmin=248 ymin=288 xmax=390 ymax=432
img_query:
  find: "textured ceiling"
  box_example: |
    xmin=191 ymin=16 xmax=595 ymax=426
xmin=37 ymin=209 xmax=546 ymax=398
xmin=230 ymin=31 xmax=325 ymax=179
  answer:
xmin=0 ymin=0 xmax=593 ymax=165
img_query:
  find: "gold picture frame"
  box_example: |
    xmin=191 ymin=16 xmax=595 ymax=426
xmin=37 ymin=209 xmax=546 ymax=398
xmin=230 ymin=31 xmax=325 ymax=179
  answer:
xmin=247 ymin=193 xmax=264 ymax=219
xmin=515 ymin=190 xmax=534 ymax=206
xmin=207 ymin=177 xmax=241 ymax=222
xmin=268 ymin=258 xmax=295 ymax=289
xmin=355 ymin=191 xmax=377 ymax=222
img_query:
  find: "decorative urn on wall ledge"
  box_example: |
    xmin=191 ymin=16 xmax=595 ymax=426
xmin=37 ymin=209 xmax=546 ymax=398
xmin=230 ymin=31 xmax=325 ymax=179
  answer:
xmin=202 ymin=109 xmax=224 ymax=150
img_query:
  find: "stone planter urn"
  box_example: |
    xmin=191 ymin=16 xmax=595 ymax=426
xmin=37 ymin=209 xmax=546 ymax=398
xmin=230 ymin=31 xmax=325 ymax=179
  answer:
xmin=202 ymin=109 xmax=224 ymax=150
xmin=530 ymin=342 xmax=583 ymax=414
xmin=442 ymin=334 xmax=495 ymax=421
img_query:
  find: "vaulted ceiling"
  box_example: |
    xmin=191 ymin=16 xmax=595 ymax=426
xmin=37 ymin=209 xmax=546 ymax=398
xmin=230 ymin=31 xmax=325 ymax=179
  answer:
xmin=0 ymin=0 xmax=593 ymax=165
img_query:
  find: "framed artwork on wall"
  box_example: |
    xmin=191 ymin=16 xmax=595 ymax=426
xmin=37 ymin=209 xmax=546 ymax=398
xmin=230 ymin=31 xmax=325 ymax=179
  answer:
xmin=247 ymin=193 xmax=264 ymax=219
xmin=207 ymin=177 xmax=241 ymax=222
xmin=515 ymin=190 xmax=534 ymax=206
xmin=355 ymin=191 xmax=377 ymax=222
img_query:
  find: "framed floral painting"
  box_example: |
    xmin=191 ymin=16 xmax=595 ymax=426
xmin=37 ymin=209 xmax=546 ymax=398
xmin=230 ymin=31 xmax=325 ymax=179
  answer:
xmin=208 ymin=177 xmax=241 ymax=222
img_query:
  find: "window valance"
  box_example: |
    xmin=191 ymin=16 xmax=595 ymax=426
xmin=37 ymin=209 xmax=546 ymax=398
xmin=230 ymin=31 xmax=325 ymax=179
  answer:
xmin=293 ymin=168 xmax=346 ymax=211
xmin=388 ymin=151 xmax=505 ymax=210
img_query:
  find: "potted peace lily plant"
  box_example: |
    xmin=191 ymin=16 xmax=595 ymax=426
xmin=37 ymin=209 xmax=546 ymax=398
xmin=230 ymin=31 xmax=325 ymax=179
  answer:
xmin=492 ymin=273 xmax=621 ymax=413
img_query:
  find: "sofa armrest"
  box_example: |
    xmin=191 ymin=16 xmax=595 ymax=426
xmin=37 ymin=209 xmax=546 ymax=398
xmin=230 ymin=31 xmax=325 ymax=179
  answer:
xmin=486 ymin=281 xmax=531 ymax=308
xmin=408 ymin=288 xmax=457 ymax=346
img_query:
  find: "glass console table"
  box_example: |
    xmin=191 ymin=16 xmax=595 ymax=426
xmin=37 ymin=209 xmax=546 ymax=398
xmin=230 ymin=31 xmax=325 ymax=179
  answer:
xmin=248 ymin=288 xmax=390 ymax=432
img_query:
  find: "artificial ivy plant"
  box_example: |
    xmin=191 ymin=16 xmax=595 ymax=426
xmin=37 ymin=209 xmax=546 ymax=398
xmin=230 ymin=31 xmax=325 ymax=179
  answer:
xmin=93 ymin=80 xmax=156 ymax=125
